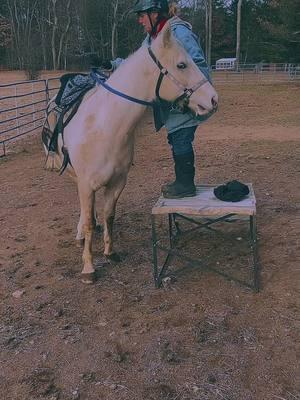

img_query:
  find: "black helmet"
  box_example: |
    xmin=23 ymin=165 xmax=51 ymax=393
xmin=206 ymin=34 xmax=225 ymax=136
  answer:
xmin=131 ymin=0 xmax=169 ymax=14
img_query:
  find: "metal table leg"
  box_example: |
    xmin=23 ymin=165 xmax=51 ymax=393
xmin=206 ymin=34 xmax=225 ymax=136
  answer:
xmin=250 ymin=215 xmax=259 ymax=292
xmin=151 ymin=214 xmax=159 ymax=288
xmin=151 ymin=214 xmax=176 ymax=288
xmin=152 ymin=212 xmax=260 ymax=292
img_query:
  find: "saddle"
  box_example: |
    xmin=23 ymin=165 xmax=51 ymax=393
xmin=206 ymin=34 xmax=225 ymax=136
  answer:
xmin=42 ymin=70 xmax=107 ymax=174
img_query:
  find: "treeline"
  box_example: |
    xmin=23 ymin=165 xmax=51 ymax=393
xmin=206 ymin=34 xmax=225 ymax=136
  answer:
xmin=0 ymin=0 xmax=299 ymax=73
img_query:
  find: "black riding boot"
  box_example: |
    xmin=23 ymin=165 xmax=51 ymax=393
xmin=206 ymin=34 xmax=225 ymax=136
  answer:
xmin=162 ymin=152 xmax=196 ymax=199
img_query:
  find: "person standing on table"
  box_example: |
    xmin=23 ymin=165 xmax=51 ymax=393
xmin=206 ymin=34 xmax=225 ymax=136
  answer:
xmin=103 ymin=0 xmax=215 ymax=199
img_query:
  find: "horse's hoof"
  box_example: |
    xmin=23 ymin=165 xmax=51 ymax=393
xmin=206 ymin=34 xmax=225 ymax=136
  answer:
xmin=76 ymin=238 xmax=85 ymax=248
xmin=105 ymin=253 xmax=121 ymax=263
xmin=81 ymin=272 xmax=95 ymax=284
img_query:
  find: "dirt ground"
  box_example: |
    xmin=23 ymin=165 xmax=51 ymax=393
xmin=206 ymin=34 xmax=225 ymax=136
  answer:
xmin=0 ymin=73 xmax=299 ymax=400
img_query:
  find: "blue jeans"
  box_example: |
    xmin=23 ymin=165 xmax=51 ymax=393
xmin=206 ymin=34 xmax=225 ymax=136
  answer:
xmin=167 ymin=126 xmax=197 ymax=156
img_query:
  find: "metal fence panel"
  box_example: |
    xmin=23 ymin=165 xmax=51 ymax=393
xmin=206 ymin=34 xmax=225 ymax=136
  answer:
xmin=0 ymin=78 xmax=59 ymax=156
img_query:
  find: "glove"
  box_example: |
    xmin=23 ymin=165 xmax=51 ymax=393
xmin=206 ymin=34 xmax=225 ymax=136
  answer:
xmin=100 ymin=59 xmax=113 ymax=70
xmin=88 ymin=55 xmax=112 ymax=70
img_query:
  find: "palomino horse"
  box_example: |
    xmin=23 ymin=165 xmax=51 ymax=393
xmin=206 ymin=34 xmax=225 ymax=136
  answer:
xmin=43 ymin=22 xmax=218 ymax=283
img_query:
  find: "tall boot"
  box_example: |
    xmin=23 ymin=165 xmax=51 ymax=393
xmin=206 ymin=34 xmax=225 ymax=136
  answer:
xmin=162 ymin=151 xmax=196 ymax=199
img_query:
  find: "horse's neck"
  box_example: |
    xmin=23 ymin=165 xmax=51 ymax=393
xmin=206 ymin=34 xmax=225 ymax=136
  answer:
xmin=81 ymin=47 xmax=159 ymax=142
xmin=107 ymin=47 xmax=157 ymax=104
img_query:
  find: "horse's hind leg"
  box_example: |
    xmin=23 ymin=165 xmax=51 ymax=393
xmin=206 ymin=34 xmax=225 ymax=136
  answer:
xmin=76 ymin=196 xmax=101 ymax=247
xmin=93 ymin=207 xmax=102 ymax=233
xmin=77 ymin=182 xmax=96 ymax=283
xmin=76 ymin=213 xmax=85 ymax=247
xmin=103 ymin=177 xmax=127 ymax=261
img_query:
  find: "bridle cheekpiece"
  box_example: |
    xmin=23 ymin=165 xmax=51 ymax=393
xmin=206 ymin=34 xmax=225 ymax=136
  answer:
xmin=147 ymin=46 xmax=208 ymax=111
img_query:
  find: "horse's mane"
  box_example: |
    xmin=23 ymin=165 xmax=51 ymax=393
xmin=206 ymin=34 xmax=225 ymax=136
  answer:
xmin=109 ymin=46 xmax=147 ymax=80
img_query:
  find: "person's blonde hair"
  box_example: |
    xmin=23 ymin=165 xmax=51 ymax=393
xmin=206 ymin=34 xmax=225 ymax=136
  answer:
xmin=168 ymin=2 xmax=179 ymax=17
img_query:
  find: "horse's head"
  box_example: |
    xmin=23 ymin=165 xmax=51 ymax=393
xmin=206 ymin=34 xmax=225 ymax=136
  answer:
xmin=150 ymin=22 xmax=218 ymax=117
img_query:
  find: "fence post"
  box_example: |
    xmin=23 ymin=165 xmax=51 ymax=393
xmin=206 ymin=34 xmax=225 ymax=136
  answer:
xmin=14 ymin=85 xmax=20 ymax=136
xmin=45 ymin=79 xmax=50 ymax=105
xmin=31 ymin=81 xmax=36 ymax=129
xmin=2 ymin=142 xmax=6 ymax=157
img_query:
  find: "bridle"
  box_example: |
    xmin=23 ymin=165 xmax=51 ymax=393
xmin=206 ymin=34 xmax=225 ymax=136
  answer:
xmin=91 ymin=45 xmax=209 ymax=113
xmin=147 ymin=46 xmax=209 ymax=111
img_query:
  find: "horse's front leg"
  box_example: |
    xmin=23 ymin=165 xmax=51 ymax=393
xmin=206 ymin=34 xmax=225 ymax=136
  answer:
xmin=77 ymin=181 xmax=96 ymax=284
xmin=103 ymin=176 xmax=127 ymax=261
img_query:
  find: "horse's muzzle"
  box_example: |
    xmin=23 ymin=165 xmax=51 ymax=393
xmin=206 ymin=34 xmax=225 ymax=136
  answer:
xmin=212 ymin=95 xmax=218 ymax=111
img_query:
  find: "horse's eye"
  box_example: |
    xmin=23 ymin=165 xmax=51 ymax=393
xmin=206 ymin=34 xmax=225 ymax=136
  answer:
xmin=177 ymin=62 xmax=187 ymax=69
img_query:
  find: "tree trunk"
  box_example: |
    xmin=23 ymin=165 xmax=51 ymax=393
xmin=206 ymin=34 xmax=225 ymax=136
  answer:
xmin=7 ymin=0 xmax=22 ymax=68
xmin=205 ymin=0 xmax=209 ymax=60
xmin=57 ymin=0 xmax=71 ymax=69
xmin=207 ymin=0 xmax=212 ymax=66
xmin=51 ymin=0 xmax=58 ymax=70
xmin=236 ymin=0 xmax=242 ymax=71
xmin=111 ymin=0 xmax=119 ymax=59
xmin=7 ymin=0 xmax=37 ymax=70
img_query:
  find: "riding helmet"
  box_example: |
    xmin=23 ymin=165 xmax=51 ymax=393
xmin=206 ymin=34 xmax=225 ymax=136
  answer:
xmin=131 ymin=0 xmax=169 ymax=13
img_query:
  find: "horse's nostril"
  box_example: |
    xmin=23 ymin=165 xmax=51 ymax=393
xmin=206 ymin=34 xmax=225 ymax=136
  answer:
xmin=211 ymin=96 xmax=218 ymax=109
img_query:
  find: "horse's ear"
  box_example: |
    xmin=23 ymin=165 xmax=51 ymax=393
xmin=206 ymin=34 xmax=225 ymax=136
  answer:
xmin=162 ymin=22 xmax=172 ymax=48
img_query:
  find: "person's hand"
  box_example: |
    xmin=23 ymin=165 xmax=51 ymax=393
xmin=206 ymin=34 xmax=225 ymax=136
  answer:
xmin=100 ymin=60 xmax=113 ymax=70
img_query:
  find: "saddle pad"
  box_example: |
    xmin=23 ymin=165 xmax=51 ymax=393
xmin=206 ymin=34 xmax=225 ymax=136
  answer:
xmin=55 ymin=73 xmax=96 ymax=108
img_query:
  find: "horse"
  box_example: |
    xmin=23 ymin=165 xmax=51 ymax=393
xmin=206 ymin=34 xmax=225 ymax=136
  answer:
xmin=43 ymin=22 xmax=218 ymax=284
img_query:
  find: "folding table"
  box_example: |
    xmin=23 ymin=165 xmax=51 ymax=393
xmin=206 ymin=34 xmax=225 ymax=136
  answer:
xmin=151 ymin=184 xmax=259 ymax=291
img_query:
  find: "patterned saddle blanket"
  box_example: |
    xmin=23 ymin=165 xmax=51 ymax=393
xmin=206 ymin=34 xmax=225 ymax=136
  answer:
xmin=55 ymin=69 xmax=107 ymax=108
xmin=42 ymin=70 xmax=108 ymax=174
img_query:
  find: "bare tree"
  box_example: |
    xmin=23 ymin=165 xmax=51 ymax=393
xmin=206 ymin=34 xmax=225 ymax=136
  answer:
xmin=6 ymin=0 xmax=38 ymax=69
xmin=111 ymin=0 xmax=119 ymax=59
xmin=57 ymin=0 xmax=71 ymax=68
xmin=0 ymin=15 xmax=12 ymax=49
xmin=207 ymin=0 xmax=212 ymax=65
xmin=34 ymin=0 xmax=49 ymax=70
xmin=50 ymin=0 xmax=72 ymax=70
xmin=50 ymin=0 xmax=58 ymax=69
xmin=236 ymin=0 xmax=242 ymax=70
xmin=110 ymin=0 xmax=132 ymax=59
xmin=205 ymin=0 xmax=209 ymax=60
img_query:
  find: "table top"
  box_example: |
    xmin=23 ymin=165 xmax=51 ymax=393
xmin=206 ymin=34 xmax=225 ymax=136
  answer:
xmin=152 ymin=184 xmax=256 ymax=216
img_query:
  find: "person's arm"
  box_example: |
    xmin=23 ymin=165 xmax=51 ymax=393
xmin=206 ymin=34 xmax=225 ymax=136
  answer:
xmin=173 ymin=25 xmax=211 ymax=83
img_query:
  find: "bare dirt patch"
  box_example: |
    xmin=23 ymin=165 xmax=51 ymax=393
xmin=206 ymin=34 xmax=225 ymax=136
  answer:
xmin=0 ymin=76 xmax=299 ymax=400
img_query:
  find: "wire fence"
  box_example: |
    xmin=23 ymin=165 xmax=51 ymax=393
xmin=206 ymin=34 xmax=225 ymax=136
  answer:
xmin=212 ymin=62 xmax=300 ymax=83
xmin=0 ymin=78 xmax=60 ymax=156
